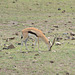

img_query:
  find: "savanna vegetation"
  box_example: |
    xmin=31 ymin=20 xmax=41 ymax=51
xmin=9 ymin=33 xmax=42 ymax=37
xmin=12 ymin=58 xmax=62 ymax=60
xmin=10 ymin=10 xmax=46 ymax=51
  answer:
xmin=0 ymin=0 xmax=75 ymax=75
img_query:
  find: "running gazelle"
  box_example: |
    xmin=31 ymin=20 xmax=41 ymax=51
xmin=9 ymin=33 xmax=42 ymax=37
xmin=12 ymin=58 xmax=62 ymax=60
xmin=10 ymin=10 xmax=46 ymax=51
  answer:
xmin=21 ymin=27 xmax=55 ymax=51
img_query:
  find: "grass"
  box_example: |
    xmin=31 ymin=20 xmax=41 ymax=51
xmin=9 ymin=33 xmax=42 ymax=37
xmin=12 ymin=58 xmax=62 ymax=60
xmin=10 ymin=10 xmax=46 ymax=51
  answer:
xmin=0 ymin=0 xmax=75 ymax=75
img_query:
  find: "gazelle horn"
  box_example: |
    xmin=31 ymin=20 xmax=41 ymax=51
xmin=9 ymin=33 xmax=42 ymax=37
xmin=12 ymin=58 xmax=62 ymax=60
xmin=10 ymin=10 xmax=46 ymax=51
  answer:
xmin=49 ymin=37 xmax=56 ymax=51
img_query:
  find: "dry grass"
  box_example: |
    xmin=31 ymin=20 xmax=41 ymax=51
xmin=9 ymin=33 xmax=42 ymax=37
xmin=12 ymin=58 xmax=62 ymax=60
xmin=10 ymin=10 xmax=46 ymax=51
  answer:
xmin=0 ymin=0 xmax=75 ymax=75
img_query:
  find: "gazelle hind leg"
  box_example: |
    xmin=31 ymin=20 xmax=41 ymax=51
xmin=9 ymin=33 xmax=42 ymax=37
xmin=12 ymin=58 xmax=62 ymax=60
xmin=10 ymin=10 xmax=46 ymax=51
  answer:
xmin=38 ymin=37 xmax=39 ymax=50
xmin=20 ymin=37 xmax=29 ymax=52
xmin=21 ymin=40 xmax=23 ymax=51
xmin=21 ymin=32 xmax=29 ymax=51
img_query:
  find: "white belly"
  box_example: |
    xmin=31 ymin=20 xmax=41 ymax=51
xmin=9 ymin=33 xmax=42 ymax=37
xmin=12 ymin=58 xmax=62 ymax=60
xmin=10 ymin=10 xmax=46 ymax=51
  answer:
xmin=28 ymin=33 xmax=37 ymax=38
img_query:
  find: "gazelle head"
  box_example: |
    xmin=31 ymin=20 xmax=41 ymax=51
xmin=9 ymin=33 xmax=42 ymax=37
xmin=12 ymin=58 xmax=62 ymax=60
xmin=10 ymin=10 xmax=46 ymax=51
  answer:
xmin=49 ymin=37 xmax=56 ymax=51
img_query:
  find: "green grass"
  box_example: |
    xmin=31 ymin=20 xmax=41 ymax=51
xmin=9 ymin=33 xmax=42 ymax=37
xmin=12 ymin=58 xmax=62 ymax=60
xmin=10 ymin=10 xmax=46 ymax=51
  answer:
xmin=0 ymin=0 xmax=75 ymax=75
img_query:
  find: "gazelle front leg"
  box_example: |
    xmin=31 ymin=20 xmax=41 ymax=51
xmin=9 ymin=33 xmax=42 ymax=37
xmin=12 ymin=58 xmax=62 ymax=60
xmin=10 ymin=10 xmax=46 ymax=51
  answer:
xmin=33 ymin=37 xmax=39 ymax=51
xmin=24 ymin=36 xmax=29 ymax=50
xmin=37 ymin=37 xmax=41 ymax=53
xmin=33 ymin=37 xmax=38 ymax=51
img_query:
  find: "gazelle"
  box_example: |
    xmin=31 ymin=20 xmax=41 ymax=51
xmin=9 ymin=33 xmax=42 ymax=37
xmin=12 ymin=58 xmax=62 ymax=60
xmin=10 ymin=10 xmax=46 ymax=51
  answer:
xmin=21 ymin=27 xmax=55 ymax=51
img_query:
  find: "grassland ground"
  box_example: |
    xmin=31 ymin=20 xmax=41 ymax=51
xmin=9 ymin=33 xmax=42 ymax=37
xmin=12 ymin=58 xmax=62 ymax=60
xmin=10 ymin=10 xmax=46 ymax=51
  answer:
xmin=0 ymin=0 xmax=75 ymax=75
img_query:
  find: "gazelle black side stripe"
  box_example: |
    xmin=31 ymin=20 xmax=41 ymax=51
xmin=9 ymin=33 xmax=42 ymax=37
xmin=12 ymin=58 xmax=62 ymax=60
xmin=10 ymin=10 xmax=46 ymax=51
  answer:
xmin=28 ymin=31 xmax=38 ymax=37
